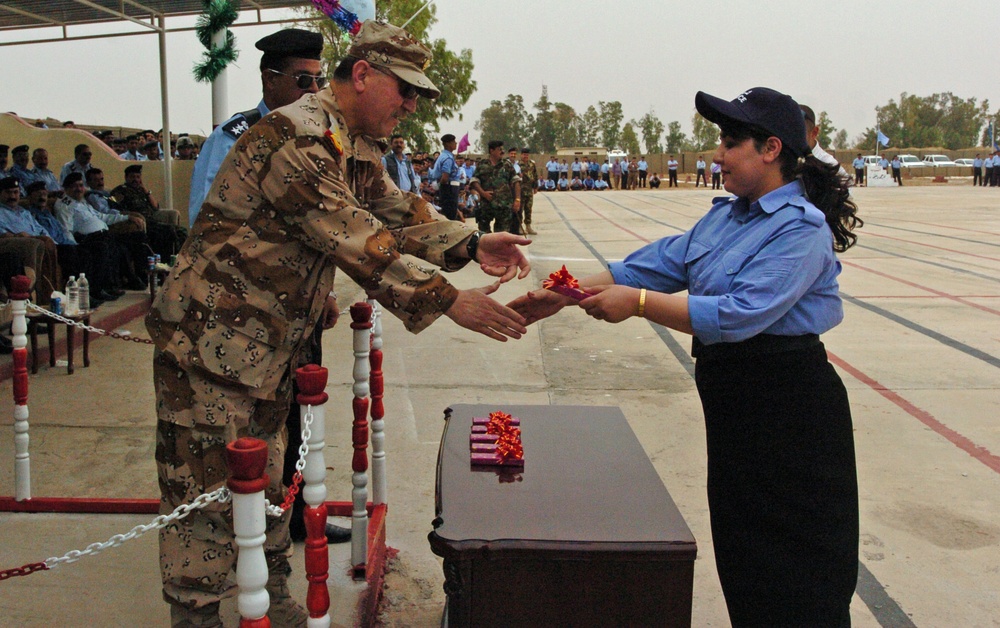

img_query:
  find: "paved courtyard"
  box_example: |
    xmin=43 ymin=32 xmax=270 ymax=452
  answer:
xmin=2 ymin=184 xmax=998 ymax=626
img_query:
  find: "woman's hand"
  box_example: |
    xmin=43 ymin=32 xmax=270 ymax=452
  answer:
xmin=579 ymin=285 xmax=641 ymax=323
xmin=506 ymin=289 xmax=575 ymax=325
xmin=477 ymin=232 xmax=531 ymax=282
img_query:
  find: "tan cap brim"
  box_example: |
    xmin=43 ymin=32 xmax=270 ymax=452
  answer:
xmin=389 ymin=65 xmax=440 ymax=100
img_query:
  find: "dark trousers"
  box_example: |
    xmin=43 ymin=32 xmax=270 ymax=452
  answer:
xmin=668 ymin=170 xmax=678 ymax=187
xmin=602 ymin=172 xmax=610 ymax=185
xmin=993 ymin=167 xmax=1000 ymax=187
xmin=548 ymin=171 xmax=559 ymax=184
xmin=75 ymin=230 xmax=146 ymax=287
xmin=712 ymin=172 xmax=722 ymax=189
xmin=638 ymin=170 xmax=647 ymax=187
xmin=984 ymin=168 xmax=993 ymax=186
xmin=892 ymin=167 xmax=902 ymax=185
xmin=436 ymin=182 xmax=459 ymax=220
xmin=695 ymin=339 xmax=858 ymax=627
xmin=972 ymin=167 xmax=982 ymax=186
xmin=696 ymin=169 xmax=707 ymax=187
xmin=854 ymin=167 xmax=864 ymax=185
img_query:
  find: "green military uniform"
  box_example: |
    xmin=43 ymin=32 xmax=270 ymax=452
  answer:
xmin=471 ymin=157 xmax=520 ymax=233
xmin=518 ymin=156 xmax=537 ymax=232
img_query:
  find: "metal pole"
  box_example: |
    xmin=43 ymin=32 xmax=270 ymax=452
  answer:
xmin=211 ymin=28 xmax=230 ymax=127
xmin=158 ymin=14 xmax=173 ymax=211
xmin=401 ymin=0 xmax=435 ymax=28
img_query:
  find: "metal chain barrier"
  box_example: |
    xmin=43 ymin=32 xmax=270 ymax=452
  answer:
xmin=0 ymin=409 xmax=315 ymax=579
xmin=25 ymin=302 xmax=155 ymax=345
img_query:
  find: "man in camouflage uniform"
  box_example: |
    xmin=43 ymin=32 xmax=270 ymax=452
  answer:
xmin=518 ymin=148 xmax=538 ymax=235
xmin=469 ymin=140 xmax=521 ymax=234
xmin=147 ymin=20 xmax=531 ymax=627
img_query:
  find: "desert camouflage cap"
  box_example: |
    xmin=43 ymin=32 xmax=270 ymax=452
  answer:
xmin=347 ymin=20 xmax=440 ymax=99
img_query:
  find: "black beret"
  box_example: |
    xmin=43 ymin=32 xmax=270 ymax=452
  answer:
xmin=12 ymin=145 xmax=28 ymax=154
xmin=125 ymin=164 xmax=143 ymax=175
xmin=142 ymin=141 xmax=159 ymax=151
xmin=440 ymin=134 xmax=455 ymax=144
xmin=0 ymin=144 xmax=8 ymax=155
xmin=62 ymin=172 xmax=84 ymax=187
xmin=26 ymin=181 xmax=47 ymax=194
xmin=255 ymin=28 xmax=323 ymax=60
xmin=521 ymin=148 xmax=531 ymax=153
xmin=0 ymin=176 xmax=19 ymax=190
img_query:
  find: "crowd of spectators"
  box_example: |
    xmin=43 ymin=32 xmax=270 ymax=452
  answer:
xmin=1 ymin=120 xmax=197 ymax=348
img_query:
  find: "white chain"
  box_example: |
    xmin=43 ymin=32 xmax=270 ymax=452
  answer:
xmin=41 ymin=406 xmax=317 ymax=568
xmin=44 ymin=487 xmax=232 ymax=569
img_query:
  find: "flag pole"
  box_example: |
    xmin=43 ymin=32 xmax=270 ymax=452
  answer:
xmin=874 ymin=107 xmax=879 ymax=157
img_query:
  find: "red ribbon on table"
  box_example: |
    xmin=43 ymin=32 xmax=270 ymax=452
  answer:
xmin=486 ymin=410 xmax=514 ymax=435
xmin=495 ymin=427 xmax=524 ymax=462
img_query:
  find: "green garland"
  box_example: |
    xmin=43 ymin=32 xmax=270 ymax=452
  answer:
xmin=192 ymin=0 xmax=239 ymax=83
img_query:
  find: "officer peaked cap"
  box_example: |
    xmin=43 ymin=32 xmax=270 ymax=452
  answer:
xmin=256 ymin=28 xmax=323 ymax=60
xmin=12 ymin=145 xmax=28 ymax=154
xmin=0 ymin=176 xmax=19 ymax=190
xmin=0 ymin=145 xmax=8 ymax=155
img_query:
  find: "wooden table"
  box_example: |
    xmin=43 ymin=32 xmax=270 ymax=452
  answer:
xmin=428 ymin=404 xmax=697 ymax=627
xmin=27 ymin=311 xmax=91 ymax=375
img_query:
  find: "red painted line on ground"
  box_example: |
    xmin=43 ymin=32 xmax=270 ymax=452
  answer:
xmin=827 ymin=351 xmax=1000 ymax=475
xmin=897 ymin=220 xmax=1000 ymax=238
xmin=571 ymin=196 xmax=654 ymax=244
xmin=861 ymin=231 xmax=1000 ymax=262
xmin=849 ymin=295 xmax=1000 ymax=299
xmin=842 ymin=260 xmax=1000 ymax=316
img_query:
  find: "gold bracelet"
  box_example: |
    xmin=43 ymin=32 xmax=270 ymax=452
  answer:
xmin=637 ymin=288 xmax=647 ymax=318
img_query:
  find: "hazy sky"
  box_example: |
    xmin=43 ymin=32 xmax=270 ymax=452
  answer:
xmin=2 ymin=1 xmax=997 ymax=148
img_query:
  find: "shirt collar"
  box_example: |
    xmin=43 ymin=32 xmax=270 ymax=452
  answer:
xmin=257 ymin=99 xmax=270 ymax=117
xmin=730 ymin=179 xmax=806 ymax=220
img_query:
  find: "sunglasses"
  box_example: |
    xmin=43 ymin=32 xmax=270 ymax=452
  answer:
xmin=371 ymin=66 xmax=419 ymax=101
xmin=267 ymin=68 xmax=328 ymax=90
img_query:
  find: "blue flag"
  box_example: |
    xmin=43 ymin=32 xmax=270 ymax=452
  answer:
xmin=877 ymin=130 xmax=890 ymax=147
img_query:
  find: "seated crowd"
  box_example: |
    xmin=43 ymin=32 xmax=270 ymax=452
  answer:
xmin=1 ymin=128 xmax=194 ymax=353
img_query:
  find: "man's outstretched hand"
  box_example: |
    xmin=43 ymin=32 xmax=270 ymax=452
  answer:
xmin=477 ymin=232 xmax=531 ymax=283
xmin=446 ymin=282 xmax=528 ymax=342
xmin=506 ymin=289 xmax=576 ymax=325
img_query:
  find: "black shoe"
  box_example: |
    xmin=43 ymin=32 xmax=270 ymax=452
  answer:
xmin=289 ymin=519 xmax=351 ymax=544
xmin=109 ymin=288 xmax=127 ymax=297
xmin=0 ymin=335 xmax=12 ymax=355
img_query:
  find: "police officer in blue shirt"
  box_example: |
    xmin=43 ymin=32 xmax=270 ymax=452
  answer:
xmin=188 ymin=28 xmax=326 ymax=227
xmin=972 ymin=154 xmax=983 ymax=186
xmin=852 ymin=153 xmax=865 ymax=186
xmin=433 ymin=134 xmax=461 ymax=220
xmin=511 ymin=87 xmax=863 ymax=627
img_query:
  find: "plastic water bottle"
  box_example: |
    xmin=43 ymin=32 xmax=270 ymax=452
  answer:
xmin=77 ymin=273 xmax=90 ymax=314
xmin=65 ymin=276 xmax=78 ymax=316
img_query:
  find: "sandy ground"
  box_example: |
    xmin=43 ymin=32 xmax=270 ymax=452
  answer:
xmin=2 ymin=182 xmax=999 ymax=626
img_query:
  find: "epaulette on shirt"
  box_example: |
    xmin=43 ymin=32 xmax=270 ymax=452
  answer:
xmin=221 ymin=109 xmax=264 ymax=140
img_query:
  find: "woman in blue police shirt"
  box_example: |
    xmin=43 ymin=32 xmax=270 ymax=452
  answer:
xmin=511 ymin=87 xmax=863 ymax=626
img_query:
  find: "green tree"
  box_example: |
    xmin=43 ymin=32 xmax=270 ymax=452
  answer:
xmin=665 ymin=121 xmax=687 ymax=153
xmin=532 ymin=86 xmax=557 ymax=153
xmin=552 ymin=102 xmax=580 ymax=149
xmin=858 ymin=92 xmax=990 ymax=150
xmin=637 ymin=111 xmax=664 ymax=154
xmin=578 ymin=105 xmax=600 ymax=147
xmin=816 ymin=111 xmax=837 ymax=148
xmin=598 ymin=101 xmax=624 ymax=149
xmin=981 ymin=110 xmax=1000 ymax=147
xmin=832 ymin=129 xmax=850 ymax=150
xmin=621 ymin=122 xmax=641 ymax=155
xmin=474 ymin=94 xmax=531 ymax=153
xmin=311 ymin=0 xmax=475 ymax=151
xmin=689 ymin=112 xmax=718 ymax=152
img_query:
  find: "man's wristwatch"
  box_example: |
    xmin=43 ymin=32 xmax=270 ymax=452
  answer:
xmin=466 ymin=230 xmax=483 ymax=261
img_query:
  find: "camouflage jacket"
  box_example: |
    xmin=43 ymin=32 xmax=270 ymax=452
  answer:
xmin=471 ymin=158 xmax=521 ymax=209
xmin=518 ymin=158 xmax=538 ymax=193
xmin=110 ymin=184 xmax=157 ymax=220
xmin=146 ymin=89 xmax=475 ymax=404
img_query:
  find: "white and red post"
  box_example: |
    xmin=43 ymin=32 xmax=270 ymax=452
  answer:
xmin=226 ymin=437 xmax=272 ymax=628
xmin=349 ymin=303 xmax=372 ymax=576
xmin=295 ymin=364 xmax=331 ymax=627
xmin=11 ymin=275 xmax=31 ymax=502
xmin=367 ymin=299 xmax=386 ymax=506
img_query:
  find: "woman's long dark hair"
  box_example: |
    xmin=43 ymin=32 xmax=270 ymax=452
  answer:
xmin=723 ymin=123 xmax=862 ymax=252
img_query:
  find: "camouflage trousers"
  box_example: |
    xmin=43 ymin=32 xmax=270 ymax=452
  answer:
xmin=153 ymin=350 xmax=294 ymax=614
xmin=522 ymin=190 xmax=534 ymax=225
xmin=475 ymin=202 xmax=516 ymax=234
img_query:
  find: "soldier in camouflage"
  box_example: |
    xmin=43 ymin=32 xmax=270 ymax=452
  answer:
xmin=146 ymin=20 xmax=531 ymax=627
xmin=518 ymin=148 xmax=538 ymax=235
xmin=469 ymin=140 xmax=522 ymax=234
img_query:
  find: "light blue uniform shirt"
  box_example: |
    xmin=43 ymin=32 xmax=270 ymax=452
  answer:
xmin=609 ymin=180 xmax=843 ymax=345
xmin=188 ymin=100 xmax=270 ymax=227
xmin=433 ymin=149 xmax=459 ymax=182
xmin=10 ymin=164 xmax=33 ymax=194
xmin=30 ymin=168 xmax=61 ymax=192
xmin=638 ymin=160 xmax=648 ymax=172
xmin=852 ymin=158 xmax=865 ymax=169
xmin=60 ymin=161 xmax=92 ymax=187
xmin=381 ymin=154 xmax=418 ymax=192
xmin=29 ymin=206 xmax=76 ymax=245
xmin=973 ymin=158 xmax=983 ymax=168
xmin=0 ymin=203 xmax=48 ymax=237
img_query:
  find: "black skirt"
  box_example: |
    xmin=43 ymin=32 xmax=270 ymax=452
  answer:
xmin=694 ymin=336 xmax=859 ymax=627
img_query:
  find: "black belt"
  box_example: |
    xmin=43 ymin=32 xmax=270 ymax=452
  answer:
xmin=692 ymin=334 xmax=820 ymax=361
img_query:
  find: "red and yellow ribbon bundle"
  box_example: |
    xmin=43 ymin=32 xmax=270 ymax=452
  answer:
xmin=542 ymin=266 xmax=588 ymax=301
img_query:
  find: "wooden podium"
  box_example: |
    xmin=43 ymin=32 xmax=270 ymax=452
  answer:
xmin=428 ymin=404 xmax=697 ymax=627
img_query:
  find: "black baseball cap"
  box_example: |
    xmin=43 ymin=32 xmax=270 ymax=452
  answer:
xmin=695 ymin=87 xmax=810 ymax=158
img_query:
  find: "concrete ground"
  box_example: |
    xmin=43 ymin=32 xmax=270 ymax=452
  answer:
xmin=1 ymin=183 xmax=999 ymax=626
